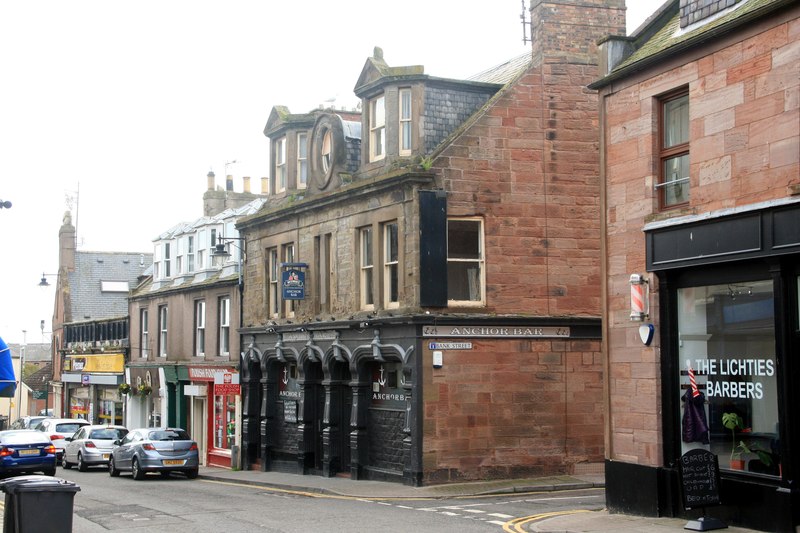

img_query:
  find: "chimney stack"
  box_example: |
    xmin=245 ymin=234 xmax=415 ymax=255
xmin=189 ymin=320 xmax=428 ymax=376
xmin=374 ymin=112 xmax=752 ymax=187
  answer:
xmin=207 ymin=171 xmax=215 ymax=191
xmin=243 ymin=176 xmax=251 ymax=193
xmin=226 ymin=175 xmax=234 ymax=191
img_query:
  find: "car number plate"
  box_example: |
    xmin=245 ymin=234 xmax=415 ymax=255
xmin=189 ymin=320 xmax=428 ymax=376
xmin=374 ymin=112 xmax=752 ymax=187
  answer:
xmin=162 ymin=459 xmax=184 ymax=466
xmin=18 ymin=449 xmax=39 ymax=456
xmin=102 ymin=454 xmax=110 ymax=460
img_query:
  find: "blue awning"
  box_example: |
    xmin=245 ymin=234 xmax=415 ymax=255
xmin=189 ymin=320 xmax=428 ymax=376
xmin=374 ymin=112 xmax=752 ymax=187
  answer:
xmin=0 ymin=336 xmax=17 ymax=398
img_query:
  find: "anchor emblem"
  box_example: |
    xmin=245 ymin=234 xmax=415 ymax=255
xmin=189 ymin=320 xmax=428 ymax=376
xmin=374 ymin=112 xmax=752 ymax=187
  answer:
xmin=378 ymin=365 xmax=386 ymax=387
xmin=282 ymin=366 xmax=289 ymax=385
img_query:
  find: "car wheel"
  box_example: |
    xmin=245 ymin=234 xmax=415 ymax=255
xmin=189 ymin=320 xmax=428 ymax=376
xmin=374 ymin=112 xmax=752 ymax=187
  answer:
xmin=185 ymin=469 xmax=199 ymax=480
xmin=108 ymin=456 xmax=120 ymax=477
xmin=43 ymin=468 xmax=56 ymax=476
xmin=77 ymin=452 xmax=88 ymax=472
xmin=132 ymin=457 xmax=145 ymax=480
xmin=62 ymin=454 xmax=73 ymax=469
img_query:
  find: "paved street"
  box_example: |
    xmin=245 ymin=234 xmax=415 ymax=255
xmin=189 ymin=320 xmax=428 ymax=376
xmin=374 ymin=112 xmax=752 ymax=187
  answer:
xmin=1 ymin=467 xmax=607 ymax=532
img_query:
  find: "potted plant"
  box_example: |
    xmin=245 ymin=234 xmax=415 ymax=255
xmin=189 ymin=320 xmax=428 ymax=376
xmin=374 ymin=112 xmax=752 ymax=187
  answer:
xmin=723 ymin=412 xmax=774 ymax=471
xmin=722 ymin=412 xmax=745 ymax=469
xmin=118 ymin=383 xmax=131 ymax=395
xmin=137 ymin=384 xmax=152 ymax=396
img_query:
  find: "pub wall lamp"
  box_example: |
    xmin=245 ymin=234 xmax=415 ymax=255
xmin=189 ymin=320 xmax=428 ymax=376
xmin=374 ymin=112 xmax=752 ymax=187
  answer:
xmin=0 ymin=199 xmax=11 ymax=209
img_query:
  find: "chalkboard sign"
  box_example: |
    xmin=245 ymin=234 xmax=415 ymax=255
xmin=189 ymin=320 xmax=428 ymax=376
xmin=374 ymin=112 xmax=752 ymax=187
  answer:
xmin=283 ymin=400 xmax=298 ymax=423
xmin=679 ymin=449 xmax=721 ymax=510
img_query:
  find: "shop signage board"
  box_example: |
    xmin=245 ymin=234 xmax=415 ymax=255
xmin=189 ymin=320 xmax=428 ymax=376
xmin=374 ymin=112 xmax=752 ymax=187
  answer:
xmin=65 ymin=353 xmax=124 ymax=373
xmin=213 ymin=371 xmax=240 ymax=395
xmin=422 ymin=325 xmax=570 ymax=338
xmin=282 ymin=269 xmax=305 ymax=300
xmin=679 ymin=449 xmax=727 ymax=531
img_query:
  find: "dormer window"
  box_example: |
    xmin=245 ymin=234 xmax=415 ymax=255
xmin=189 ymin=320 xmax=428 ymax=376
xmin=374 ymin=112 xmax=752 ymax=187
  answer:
xmin=321 ymin=128 xmax=332 ymax=173
xmin=399 ymin=88 xmax=412 ymax=155
xmin=276 ymin=137 xmax=287 ymax=192
xmin=369 ymin=95 xmax=385 ymax=162
xmin=297 ymin=132 xmax=308 ymax=189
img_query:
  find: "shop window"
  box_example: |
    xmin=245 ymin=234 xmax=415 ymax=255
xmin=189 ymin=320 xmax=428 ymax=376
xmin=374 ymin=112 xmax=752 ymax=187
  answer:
xmin=677 ymin=279 xmax=780 ymax=476
xmin=383 ymin=222 xmax=399 ymax=308
xmin=658 ymin=90 xmax=690 ymax=209
xmin=447 ymin=218 xmax=485 ymax=305
xmin=194 ymin=300 xmax=205 ymax=357
xmin=158 ymin=305 xmax=168 ymax=357
xmin=214 ymin=393 xmax=236 ymax=450
xmin=369 ymin=95 xmax=385 ymax=162
xmin=359 ymin=226 xmax=374 ymax=310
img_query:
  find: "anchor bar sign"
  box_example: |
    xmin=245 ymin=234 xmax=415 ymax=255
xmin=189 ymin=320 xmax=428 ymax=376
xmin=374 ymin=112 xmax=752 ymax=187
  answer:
xmin=282 ymin=269 xmax=305 ymax=300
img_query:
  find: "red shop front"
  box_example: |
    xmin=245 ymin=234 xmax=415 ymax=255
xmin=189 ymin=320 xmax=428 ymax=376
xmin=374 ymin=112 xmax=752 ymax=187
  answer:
xmin=186 ymin=366 xmax=239 ymax=469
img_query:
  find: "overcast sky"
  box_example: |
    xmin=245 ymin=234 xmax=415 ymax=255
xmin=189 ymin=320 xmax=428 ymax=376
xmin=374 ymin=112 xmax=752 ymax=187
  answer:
xmin=0 ymin=0 xmax=663 ymax=344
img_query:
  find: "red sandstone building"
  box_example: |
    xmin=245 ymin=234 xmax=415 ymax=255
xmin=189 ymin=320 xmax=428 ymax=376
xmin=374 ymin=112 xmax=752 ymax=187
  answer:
xmin=592 ymin=0 xmax=799 ymax=530
xmin=236 ymin=0 xmax=624 ymax=485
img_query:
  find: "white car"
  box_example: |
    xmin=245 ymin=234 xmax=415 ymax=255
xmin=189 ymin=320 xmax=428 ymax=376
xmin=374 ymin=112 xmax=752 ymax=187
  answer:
xmin=33 ymin=418 xmax=90 ymax=460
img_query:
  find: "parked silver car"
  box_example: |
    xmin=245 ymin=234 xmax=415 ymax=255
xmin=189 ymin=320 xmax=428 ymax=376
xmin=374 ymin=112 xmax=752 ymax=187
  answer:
xmin=32 ymin=418 xmax=90 ymax=461
xmin=63 ymin=424 xmax=128 ymax=471
xmin=108 ymin=427 xmax=199 ymax=480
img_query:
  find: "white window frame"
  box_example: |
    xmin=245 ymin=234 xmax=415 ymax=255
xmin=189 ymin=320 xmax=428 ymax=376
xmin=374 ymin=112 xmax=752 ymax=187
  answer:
xmin=163 ymin=242 xmax=171 ymax=278
xmin=283 ymin=243 xmax=296 ymax=318
xmin=447 ymin=218 xmax=485 ymax=307
xmin=195 ymin=300 xmax=205 ymax=357
xmin=158 ymin=305 xmax=168 ymax=357
xmin=269 ymin=248 xmax=279 ymax=318
xmin=383 ymin=222 xmax=399 ymax=309
xmin=360 ymin=227 xmax=374 ymax=310
xmin=187 ymin=236 xmax=195 ymax=273
xmin=297 ymin=132 xmax=308 ymax=189
xmin=219 ymin=297 xmax=230 ymax=356
xmin=399 ymin=88 xmax=412 ymax=155
xmin=197 ymin=230 xmax=206 ymax=270
xmin=369 ymin=95 xmax=385 ymax=162
xmin=140 ymin=308 xmax=149 ymax=358
xmin=276 ymin=137 xmax=287 ymax=192
xmin=176 ymin=237 xmax=184 ymax=275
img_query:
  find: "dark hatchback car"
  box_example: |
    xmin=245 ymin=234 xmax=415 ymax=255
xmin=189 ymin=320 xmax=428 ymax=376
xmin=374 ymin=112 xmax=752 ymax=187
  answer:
xmin=0 ymin=430 xmax=57 ymax=476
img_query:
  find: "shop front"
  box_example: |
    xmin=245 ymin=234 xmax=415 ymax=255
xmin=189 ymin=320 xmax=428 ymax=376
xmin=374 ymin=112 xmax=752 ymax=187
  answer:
xmin=62 ymin=352 xmax=125 ymax=424
xmin=186 ymin=366 xmax=239 ymax=468
xmin=607 ymin=202 xmax=800 ymax=531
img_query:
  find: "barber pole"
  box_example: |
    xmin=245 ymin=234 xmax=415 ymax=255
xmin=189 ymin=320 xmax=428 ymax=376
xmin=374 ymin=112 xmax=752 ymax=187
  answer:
xmin=688 ymin=363 xmax=700 ymax=398
xmin=630 ymin=274 xmax=649 ymax=321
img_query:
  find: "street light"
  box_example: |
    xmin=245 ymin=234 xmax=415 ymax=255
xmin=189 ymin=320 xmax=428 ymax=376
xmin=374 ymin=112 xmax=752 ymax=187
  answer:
xmin=38 ymin=273 xmax=58 ymax=287
xmin=211 ymin=237 xmax=246 ymax=286
xmin=0 ymin=199 xmax=11 ymax=209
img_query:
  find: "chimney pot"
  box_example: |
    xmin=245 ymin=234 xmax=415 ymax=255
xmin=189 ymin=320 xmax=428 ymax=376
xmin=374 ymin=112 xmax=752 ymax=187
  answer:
xmin=207 ymin=171 xmax=215 ymax=191
xmin=261 ymin=177 xmax=269 ymax=195
xmin=226 ymin=175 xmax=234 ymax=191
xmin=243 ymin=176 xmax=251 ymax=193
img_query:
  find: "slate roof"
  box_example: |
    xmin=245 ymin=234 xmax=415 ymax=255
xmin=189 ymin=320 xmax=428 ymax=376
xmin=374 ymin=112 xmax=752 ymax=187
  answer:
xmin=467 ymin=52 xmax=532 ymax=85
xmin=7 ymin=343 xmax=51 ymax=363
xmin=24 ymin=362 xmax=52 ymax=392
xmin=154 ymin=197 xmax=268 ymax=241
xmin=68 ymin=251 xmax=153 ymax=321
xmin=591 ymin=0 xmax=794 ymax=88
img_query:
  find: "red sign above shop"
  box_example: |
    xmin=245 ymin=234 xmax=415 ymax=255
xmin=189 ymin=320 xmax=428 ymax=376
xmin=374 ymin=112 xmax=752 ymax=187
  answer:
xmin=189 ymin=367 xmax=235 ymax=382
xmin=213 ymin=371 xmax=240 ymax=396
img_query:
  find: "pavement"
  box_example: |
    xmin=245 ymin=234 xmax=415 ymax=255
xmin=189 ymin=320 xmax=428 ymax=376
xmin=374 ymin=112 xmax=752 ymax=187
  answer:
xmin=196 ymin=466 xmax=763 ymax=532
xmin=0 ymin=467 xmax=762 ymax=532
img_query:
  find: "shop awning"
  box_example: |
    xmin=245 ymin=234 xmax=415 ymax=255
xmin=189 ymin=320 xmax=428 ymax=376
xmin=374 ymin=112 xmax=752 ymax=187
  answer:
xmin=0 ymin=336 xmax=17 ymax=398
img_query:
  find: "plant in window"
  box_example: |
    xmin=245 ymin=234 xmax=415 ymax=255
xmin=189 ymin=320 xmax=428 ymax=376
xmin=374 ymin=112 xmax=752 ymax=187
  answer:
xmin=722 ymin=412 xmax=771 ymax=470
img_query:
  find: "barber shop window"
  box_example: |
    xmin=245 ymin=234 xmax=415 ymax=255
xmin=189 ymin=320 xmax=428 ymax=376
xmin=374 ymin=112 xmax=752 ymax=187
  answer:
xmin=658 ymin=90 xmax=690 ymax=209
xmin=677 ymin=279 xmax=780 ymax=476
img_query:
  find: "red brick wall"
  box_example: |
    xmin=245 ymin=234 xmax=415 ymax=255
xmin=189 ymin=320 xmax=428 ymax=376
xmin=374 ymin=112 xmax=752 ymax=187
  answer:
xmin=601 ymin=9 xmax=799 ymax=467
xmin=422 ymin=338 xmax=603 ymax=483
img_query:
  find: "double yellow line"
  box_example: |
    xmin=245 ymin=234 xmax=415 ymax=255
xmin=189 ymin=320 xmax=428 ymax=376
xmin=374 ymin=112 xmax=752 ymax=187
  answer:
xmin=503 ymin=509 xmax=592 ymax=532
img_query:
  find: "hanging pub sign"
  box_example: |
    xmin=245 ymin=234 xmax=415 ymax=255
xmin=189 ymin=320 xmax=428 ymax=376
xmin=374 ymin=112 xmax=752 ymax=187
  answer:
xmin=281 ymin=262 xmax=308 ymax=300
